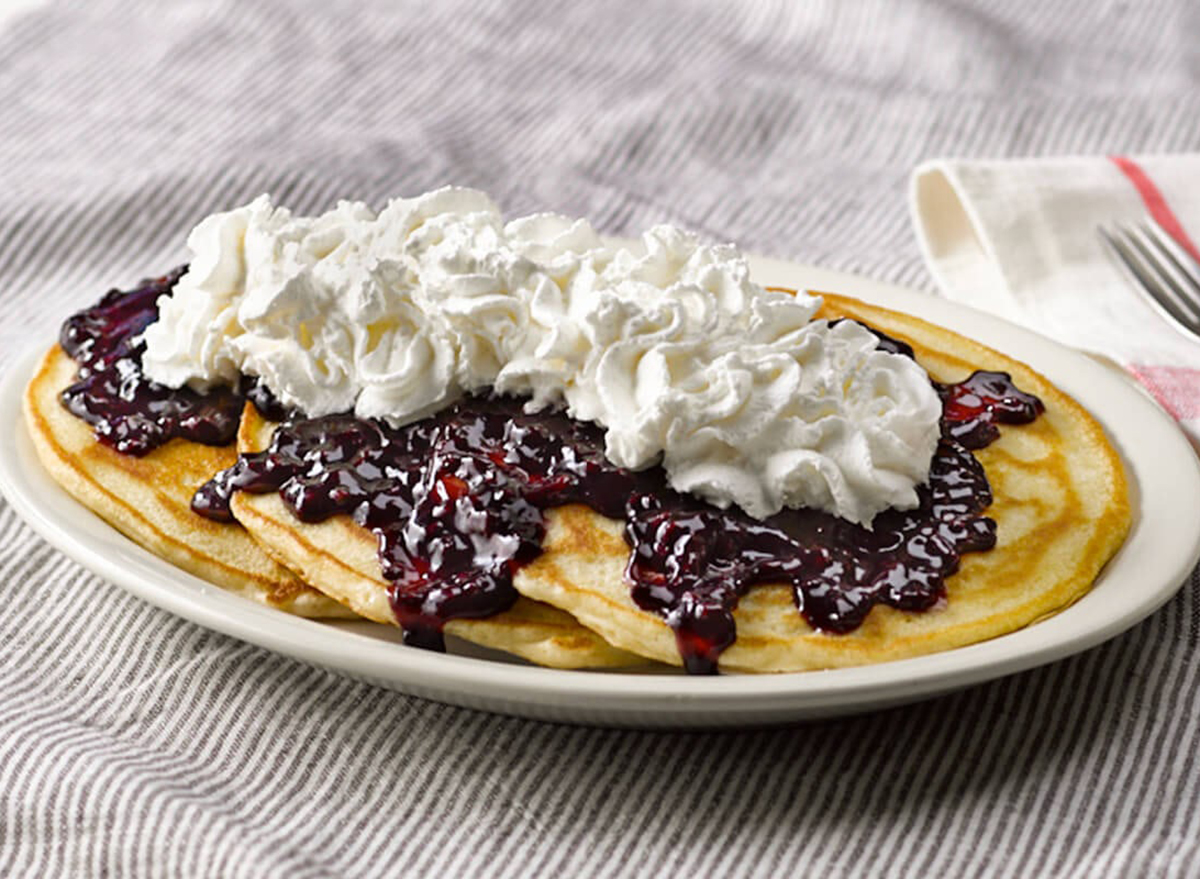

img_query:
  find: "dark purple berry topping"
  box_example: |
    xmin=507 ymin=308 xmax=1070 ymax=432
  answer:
xmin=58 ymin=270 xmax=283 ymax=456
xmin=939 ymin=369 xmax=1045 ymax=449
xmin=193 ymin=401 xmax=646 ymax=650
xmin=57 ymin=268 xmax=246 ymax=455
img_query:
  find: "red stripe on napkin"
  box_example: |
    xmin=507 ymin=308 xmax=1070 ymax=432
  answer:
xmin=1110 ymin=155 xmax=1200 ymax=262
xmin=1126 ymin=363 xmax=1200 ymax=420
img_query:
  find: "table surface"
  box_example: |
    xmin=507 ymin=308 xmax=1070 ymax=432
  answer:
xmin=1 ymin=1 xmax=1198 ymax=877
xmin=0 ymin=0 xmax=42 ymax=24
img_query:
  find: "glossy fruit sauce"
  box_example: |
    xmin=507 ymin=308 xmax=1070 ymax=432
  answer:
xmin=59 ymin=268 xmax=246 ymax=455
xmin=61 ymin=271 xmax=1044 ymax=673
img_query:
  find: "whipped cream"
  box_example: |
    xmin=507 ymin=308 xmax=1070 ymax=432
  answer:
xmin=141 ymin=187 xmax=942 ymax=524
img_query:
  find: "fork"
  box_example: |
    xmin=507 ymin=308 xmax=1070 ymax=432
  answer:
xmin=1099 ymin=216 xmax=1200 ymax=342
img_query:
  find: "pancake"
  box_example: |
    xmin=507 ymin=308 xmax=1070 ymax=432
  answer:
xmin=513 ymin=293 xmax=1132 ymax=672
xmin=232 ymin=405 xmax=647 ymax=669
xmin=24 ymin=344 xmax=355 ymax=618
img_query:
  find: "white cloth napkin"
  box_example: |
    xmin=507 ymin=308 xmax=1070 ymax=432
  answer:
xmin=910 ymin=154 xmax=1200 ymax=442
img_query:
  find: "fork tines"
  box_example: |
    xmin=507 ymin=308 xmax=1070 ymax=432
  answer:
xmin=1100 ymin=217 xmax=1200 ymax=341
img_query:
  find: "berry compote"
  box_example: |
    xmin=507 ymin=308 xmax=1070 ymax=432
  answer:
xmin=60 ymin=276 xmax=1045 ymax=673
xmin=193 ymin=400 xmax=651 ymax=651
xmin=57 ymin=267 xmax=246 ymax=455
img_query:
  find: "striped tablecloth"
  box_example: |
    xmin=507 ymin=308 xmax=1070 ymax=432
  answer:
xmin=2 ymin=1 xmax=1198 ymax=875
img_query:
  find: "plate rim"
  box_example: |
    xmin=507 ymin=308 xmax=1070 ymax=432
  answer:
xmin=3 ymin=257 xmax=1197 ymax=725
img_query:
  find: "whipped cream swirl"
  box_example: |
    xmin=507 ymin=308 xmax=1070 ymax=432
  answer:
xmin=141 ymin=187 xmax=942 ymax=524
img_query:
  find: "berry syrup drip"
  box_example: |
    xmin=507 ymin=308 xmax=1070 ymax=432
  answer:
xmin=193 ymin=402 xmax=650 ymax=651
xmin=625 ymin=439 xmax=996 ymax=673
xmin=57 ymin=268 xmax=248 ymax=455
xmin=939 ymin=369 xmax=1044 ymax=449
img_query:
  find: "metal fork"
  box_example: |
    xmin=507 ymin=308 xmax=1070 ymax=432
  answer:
xmin=1099 ymin=217 xmax=1200 ymax=342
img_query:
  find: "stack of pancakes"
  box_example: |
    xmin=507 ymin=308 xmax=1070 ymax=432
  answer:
xmin=24 ymin=294 xmax=1131 ymax=673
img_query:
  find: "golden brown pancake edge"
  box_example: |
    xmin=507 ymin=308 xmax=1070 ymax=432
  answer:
xmin=24 ymin=344 xmax=356 ymax=618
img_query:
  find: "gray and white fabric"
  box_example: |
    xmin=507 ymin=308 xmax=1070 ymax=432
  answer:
xmin=2 ymin=1 xmax=1198 ymax=875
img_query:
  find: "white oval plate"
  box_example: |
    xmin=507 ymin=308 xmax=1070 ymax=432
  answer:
xmin=2 ymin=258 xmax=1197 ymax=729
